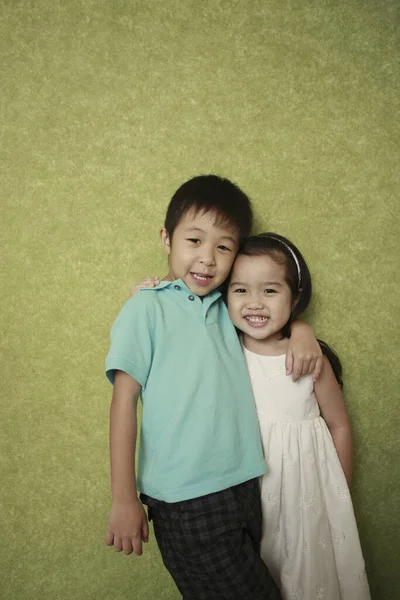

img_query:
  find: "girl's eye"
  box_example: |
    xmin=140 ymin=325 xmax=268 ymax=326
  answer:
xmin=218 ymin=245 xmax=232 ymax=252
xmin=187 ymin=238 xmax=200 ymax=244
xmin=233 ymin=288 xmax=246 ymax=294
xmin=264 ymin=288 xmax=277 ymax=294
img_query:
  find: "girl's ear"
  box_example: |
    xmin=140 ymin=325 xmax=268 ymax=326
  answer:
xmin=291 ymin=289 xmax=302 ymax=311
xmin=160 ymin=228 xmax=171 ymax=255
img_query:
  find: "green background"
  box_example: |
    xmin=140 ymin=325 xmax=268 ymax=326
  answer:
xmin=1 ymin=1 xmax=399 ymax=598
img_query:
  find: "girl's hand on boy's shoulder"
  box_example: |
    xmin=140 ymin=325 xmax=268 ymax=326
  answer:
xmin=286 ymin=322 xmax=323 ymax=382
xmin=130 ymin=276 xmax=160 ymax=298
xmin=106 ymin=499 xmax=149 ymax=556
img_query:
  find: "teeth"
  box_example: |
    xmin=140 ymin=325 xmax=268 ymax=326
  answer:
xmin=245 ymin=316 xmax=267 ymax=323
xmin=193 ymin=274 xmax=210 ymax=281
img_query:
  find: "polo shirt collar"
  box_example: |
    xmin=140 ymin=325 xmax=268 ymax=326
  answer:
xmin=141 ymin=278 xmax=222 ymax=308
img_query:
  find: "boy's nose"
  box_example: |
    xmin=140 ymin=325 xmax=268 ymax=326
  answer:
xmin=199 ymin=253 xmax=216 ymax=267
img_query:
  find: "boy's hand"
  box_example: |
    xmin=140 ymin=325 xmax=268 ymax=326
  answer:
xmin=286 ymin=323 xmax=323 ymax=382
xmin=106 ymin=499 xmax=149 ymax=555
xmin=130 ymin=276 xmax=160 ymax=297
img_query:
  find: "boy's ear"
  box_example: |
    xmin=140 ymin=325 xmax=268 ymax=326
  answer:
xmin=160 ymin=228 xmax=171 ymax=255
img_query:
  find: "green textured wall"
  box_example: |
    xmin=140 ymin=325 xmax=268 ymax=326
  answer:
xmin=1 ymin=1 xmax=399 ymax=599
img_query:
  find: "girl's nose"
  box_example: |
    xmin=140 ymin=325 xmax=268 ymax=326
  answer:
xmin=246 ymin=297 xmax=264 ymax=309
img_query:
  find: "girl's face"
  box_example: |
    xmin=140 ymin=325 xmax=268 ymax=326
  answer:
xmin=227 ymin=253 xmax=294 ymax=350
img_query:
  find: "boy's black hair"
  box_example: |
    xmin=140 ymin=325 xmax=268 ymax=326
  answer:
xmin=165 ymin=175 xmax=253 ymax=242
xmin=237 ymin=232 xmax=343 ymax=387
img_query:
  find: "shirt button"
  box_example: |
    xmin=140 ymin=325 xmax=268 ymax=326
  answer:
xmin=188 ymin=295 xmax=195 ymax=301
xmin=174 ymin=285 xmax=181 ymax=290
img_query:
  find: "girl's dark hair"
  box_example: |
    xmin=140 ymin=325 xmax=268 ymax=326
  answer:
xmin=165 ymin=175 xmax=253 ymax=243
xmin=317 ymin=339 xmax=343 ymax=388
xmin=237 ymin=232 xmax=343 ymax=386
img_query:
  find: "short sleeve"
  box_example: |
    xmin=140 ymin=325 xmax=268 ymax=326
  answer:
xmin=105 ymin=292 xmax=154 ymax=388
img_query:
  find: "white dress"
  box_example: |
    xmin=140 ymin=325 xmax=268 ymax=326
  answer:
xmin=243 ymin=347 xmax=371 ymax=600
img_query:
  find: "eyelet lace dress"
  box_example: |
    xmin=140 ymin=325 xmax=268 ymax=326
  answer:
xmin=243 ymin=347 xmax=371 ymax=600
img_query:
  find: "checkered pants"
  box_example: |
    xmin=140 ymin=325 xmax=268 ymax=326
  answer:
xmin=141 ymin=479 xmax=281 ymax=600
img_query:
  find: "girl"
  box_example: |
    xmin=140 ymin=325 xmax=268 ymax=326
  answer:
xmin=227 ymin=233 xmax=370 ymax=600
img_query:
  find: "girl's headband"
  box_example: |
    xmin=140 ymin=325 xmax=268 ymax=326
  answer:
xmin=264 ymin=236 xmax=302 ymax=289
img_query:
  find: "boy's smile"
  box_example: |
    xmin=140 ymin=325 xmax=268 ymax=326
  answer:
xmin=161 ymin=209 xmax=240 ymax=296
xmin=190 ymin=272 xmax=214 ymax=287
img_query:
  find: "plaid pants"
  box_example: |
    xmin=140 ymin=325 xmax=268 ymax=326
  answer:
xmin=141 ymin=479 xmax=281 ymax=600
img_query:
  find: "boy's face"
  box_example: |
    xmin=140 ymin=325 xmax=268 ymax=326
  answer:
xmin=161 ymin=209 xmax=240 ymax=296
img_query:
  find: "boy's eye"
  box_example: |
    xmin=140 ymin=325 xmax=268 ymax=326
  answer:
xmin=187 ymin=238 xmax=201 ymax=244
xmin=264 ymin=288 xmax=277 ymax=294
xmin=218 ymin=245 xmax=232 ymax=252
xmin=233 ymin=288 xmax=246 ymax=294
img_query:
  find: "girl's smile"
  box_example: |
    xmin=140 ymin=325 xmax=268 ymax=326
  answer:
xmin=243 ymin=315 xmax=269 ymax=327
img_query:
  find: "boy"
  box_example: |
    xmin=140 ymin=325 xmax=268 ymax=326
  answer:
xmin=105 ymin=175 xmax=321 ymax=599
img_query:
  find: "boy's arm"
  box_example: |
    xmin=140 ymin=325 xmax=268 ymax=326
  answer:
xmin=286 ymin=321 xmax=323 ymax=382
xmin=128 ymin=286 xmax=322 ymax=383
xmin=106 ymin=370 xmax=149 ymax=556
xmin=314 ymin=356 xmax=353 ymax=486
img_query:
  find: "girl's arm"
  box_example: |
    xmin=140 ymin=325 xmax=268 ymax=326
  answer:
xmin=287 ymin=321 xmax=323 ymax=382
xmin=314 ymin=356 xmax=353 ymax=486
xmin=130 ymin=275 xmax=160 ymax=297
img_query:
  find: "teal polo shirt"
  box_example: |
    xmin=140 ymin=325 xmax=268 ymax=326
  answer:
xmin=106 ymin=279 xmax=265 ymax=502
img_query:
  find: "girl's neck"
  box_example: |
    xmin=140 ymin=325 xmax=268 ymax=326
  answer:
xmin=242 ymin=333 xmax=289 ymax=356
